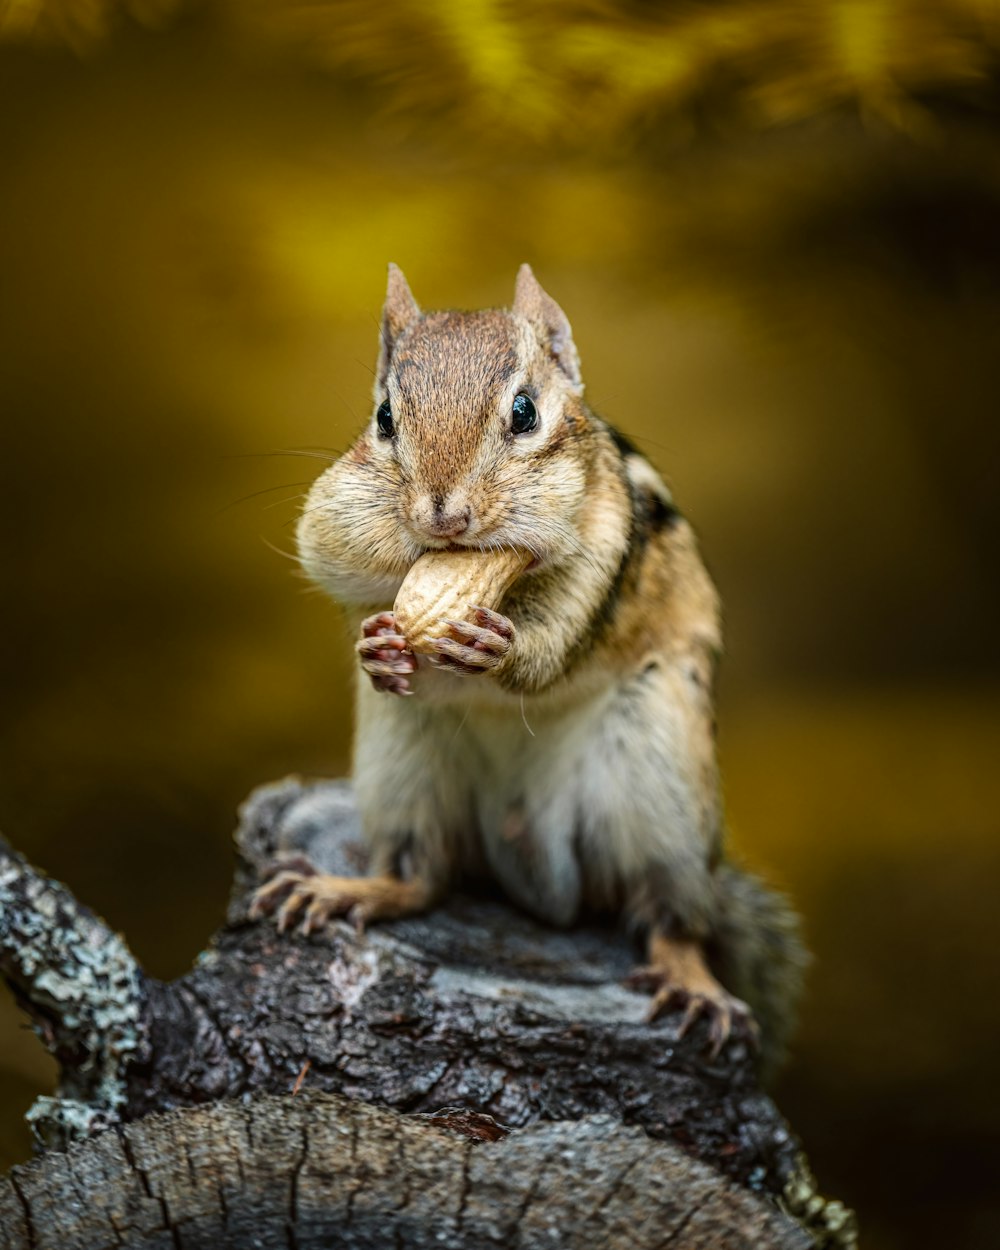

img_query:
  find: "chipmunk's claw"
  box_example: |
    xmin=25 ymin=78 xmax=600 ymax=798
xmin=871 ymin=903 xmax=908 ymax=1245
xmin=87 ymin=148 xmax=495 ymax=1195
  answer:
xmin=427 ymin=609 xmax=514 ymax=674
xmin=625 ymin=962 xmax=757 ymax=1059
xmin=250 ymin=864 xmax=433 ymax=935
xmin=251 ymin=869 xmax=358 ymax=934
xmin=625 ymin=940 xmax=760 ymax=1055
xmin=469 ymin=606 xmax=515 ymax=638
xmin=358 ymin=611 xmax=416 ymax=695
xmin=349 ymin=902 xmax=371 ymax=934
xmin=249 ymin=865 xmax=316 ymax=923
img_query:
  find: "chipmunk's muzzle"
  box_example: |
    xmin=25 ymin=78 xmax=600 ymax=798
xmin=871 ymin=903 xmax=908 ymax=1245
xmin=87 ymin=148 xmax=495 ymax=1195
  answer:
xmin=410 ymin=491 xmax=473 ymax=541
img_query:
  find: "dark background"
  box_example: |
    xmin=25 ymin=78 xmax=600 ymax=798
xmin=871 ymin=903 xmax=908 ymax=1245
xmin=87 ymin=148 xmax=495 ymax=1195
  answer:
xmin=1 ymin=4 xmax=999 ymax=1248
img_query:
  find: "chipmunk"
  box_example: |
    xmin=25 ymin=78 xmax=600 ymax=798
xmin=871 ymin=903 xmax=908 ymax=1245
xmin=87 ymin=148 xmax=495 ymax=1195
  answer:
xmin=251 ymin=264 xmax=806 ymax=1068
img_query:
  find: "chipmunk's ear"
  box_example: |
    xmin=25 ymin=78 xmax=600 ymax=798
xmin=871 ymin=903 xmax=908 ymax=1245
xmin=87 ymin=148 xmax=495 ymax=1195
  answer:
xmin=513 ymin=264 xmax=582 ymax=389
xmin=377 ymin=263 xmax=422 ymax=390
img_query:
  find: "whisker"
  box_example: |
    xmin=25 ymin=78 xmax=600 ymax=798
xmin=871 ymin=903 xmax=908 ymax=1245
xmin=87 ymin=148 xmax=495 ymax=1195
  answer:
xmin=330 ymin=388 xmax=363 ymax=423
xmin=615 ymin=429 xmax=672 ymax=455
xmin=262 ymin=492 xmax=310 ymax=513
xmin=449 ymin=703 xmax=473 ymax=746
xmin=259 ymin=535 xmax=303 ymax=564
xmin=519 ymin=691 xmax=535 ymax=738
xmin=227 ymin=449 xmax=343 ymax=464
xmin=297 ymin=580 xmax=335 ymax=597
xmin=545 ymin=522 xmax=609 ymax=580
xmin=293 ymin=497 xmax=340 ymax=523
xmin=216 ymin=481 xmax=312 ymax=516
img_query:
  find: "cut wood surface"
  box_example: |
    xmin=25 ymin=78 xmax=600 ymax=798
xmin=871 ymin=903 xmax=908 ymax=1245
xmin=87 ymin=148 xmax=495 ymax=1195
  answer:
xmin=0 ymin=1091 xmax=814 ymax=1250
xmin=0 ymin=776 xmax=856 ymax=1249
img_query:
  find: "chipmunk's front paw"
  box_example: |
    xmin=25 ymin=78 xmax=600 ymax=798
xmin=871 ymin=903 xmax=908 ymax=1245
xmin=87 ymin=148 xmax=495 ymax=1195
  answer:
xmin=357 ymin=611 xmax=417 ymax=695
xmin=427 ymin=606 xmax=515 ymax=675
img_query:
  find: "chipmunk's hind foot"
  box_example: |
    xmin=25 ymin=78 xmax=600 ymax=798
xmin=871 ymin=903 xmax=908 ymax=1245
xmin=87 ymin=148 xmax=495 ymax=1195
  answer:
xmin=626 ymin=931 xmax=758 ymax=1058
xmin=249 ymin=863 xmax=433 ymax=934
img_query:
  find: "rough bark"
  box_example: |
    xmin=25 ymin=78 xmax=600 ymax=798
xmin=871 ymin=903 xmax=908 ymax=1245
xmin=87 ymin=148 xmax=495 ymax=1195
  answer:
xmin=0 ymin=776 xmax=856 ymax=1249
xmin=0 ymin=837 xmax=149 ymax=1145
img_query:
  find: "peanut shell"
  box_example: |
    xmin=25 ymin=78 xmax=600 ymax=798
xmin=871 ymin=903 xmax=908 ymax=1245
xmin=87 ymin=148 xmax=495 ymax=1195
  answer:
xmin=393 ymin=547 xmax=531 ymax=654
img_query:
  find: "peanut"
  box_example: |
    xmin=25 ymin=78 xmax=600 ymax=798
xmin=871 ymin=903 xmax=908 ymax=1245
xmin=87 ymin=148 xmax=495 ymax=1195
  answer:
xmin=393 ymin=547 xmax=531 ymax=654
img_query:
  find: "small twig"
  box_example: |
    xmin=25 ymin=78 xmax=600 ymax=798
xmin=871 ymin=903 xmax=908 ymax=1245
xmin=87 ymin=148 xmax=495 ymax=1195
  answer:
xmin=291 ymin=1059 xmax=312 ymax=1095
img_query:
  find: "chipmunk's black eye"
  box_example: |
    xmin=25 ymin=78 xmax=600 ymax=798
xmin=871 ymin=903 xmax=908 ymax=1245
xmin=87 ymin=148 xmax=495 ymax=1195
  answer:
xmin=376 ymin=398 xmax=394 ymax=439
xmin=511 ymin=393 xmax=537 ymax=435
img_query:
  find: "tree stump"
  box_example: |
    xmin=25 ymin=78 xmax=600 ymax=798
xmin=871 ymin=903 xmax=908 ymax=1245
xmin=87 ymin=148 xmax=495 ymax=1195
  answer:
xmin=0 ymin=777 xmax=855 ymax=1249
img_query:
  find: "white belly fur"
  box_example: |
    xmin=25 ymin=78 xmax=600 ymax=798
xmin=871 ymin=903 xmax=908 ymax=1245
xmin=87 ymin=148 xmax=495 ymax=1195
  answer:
xmin=468 ymin=688 xmax=611 ymax=925
xmin=356 ymin=660 xmax=708 ymax=929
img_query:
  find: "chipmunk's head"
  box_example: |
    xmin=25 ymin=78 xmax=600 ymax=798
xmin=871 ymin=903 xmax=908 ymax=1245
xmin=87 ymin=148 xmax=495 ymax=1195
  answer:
xmin=357 ymin=263 xmax=592 ymax=568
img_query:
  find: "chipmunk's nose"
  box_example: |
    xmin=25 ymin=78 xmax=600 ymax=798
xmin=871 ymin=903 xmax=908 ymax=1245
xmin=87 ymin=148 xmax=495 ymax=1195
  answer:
xmin=413 ymin=492 xmax=472 ymax=540
xmin=430 ymin=493 xmax=471 ymax=538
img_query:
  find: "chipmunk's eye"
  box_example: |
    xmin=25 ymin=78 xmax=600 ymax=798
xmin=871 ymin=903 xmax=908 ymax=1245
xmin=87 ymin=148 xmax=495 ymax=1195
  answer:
xmin=376 ymin=399 xmax=394 ymax=439
xmin=511 ymin=393 xmax=537 ymax=435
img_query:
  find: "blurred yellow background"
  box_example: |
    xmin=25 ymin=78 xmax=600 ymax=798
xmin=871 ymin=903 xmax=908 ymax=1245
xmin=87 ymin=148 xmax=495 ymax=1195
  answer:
xmin=1 ymin=3 xmax=999 ymax=1248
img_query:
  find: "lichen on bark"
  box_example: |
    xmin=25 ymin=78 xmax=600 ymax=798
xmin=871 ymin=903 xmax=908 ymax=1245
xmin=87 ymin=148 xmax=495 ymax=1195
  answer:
xmin=0 ymin=838 xmax=149 ymax=1148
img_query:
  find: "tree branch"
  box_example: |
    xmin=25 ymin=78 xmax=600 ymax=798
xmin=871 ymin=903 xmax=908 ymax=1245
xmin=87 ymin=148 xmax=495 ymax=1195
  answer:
xmin=0 ymin=779 xmax=857 ymax=1248
xmin=0 ymin=838 xmax=149 ymax=1147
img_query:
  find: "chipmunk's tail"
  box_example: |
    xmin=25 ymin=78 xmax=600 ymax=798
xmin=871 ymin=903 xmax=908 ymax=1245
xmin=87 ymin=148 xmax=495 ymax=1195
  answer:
xmin=709 ymin=861 xmax=810 ymax=1081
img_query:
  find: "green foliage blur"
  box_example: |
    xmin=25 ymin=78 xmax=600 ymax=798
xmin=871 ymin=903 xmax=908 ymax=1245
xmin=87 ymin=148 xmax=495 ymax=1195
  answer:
xmin=1 ymin=4 xmax=999 ymax=1248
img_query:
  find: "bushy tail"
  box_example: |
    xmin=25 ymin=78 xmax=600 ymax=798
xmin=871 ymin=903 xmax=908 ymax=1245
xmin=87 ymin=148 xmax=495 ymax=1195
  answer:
xmin=708 ymin=862 xmax=810 ymax=1080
